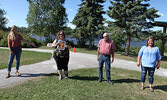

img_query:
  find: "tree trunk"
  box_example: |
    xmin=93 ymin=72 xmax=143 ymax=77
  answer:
xmin=160 ymin=39 xmax=166 ymax=56
xmin=125 ymin=35 xmax=131 ymax=56
xmin=89 ymin=34 xmax=92 ymax=49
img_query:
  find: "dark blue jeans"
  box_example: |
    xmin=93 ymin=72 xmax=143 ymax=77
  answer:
xmin=141 ymin=65 xmax=155 ymax=84
xmin=98 ymin=54 xmax=111 ymax=81
xmin=7 ymin=47 xmax=22 ymax=72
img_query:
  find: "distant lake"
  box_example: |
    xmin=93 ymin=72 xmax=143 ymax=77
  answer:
xmin=29 ymin=34 xmax=146 ymax=48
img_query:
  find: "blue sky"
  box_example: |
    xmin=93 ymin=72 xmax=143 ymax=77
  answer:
xmin=0 ymin=0 xmax=166 ymax=31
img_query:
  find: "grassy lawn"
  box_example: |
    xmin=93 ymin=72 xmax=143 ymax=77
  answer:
xmin=0 ymin=48 xmax=52 ymax=69
xmin=0 ymin=68 xmax=167 ymax=100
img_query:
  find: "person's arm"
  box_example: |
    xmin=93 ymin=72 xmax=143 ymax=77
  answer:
xmin=97 ymin=48 xmax=100 ymax=61
xmin=8 ymin=35 xmax=14 ymax=55
xmin=65 ymin=40 xmax=72 ymax=49
xmin=137 ymin=56 xmax=141 ymax=67
xmin=156 ymin=60 xmax=160 ymax=69
xmin=21 ymin=35 xmax=36 ymax=47
xmin=52 ymin=39 xmax=59 ymax=48
xmin=111 ymin=49 xmax=114 ymax=63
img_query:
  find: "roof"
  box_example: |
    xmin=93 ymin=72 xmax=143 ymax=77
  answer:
xmin=153 ymin=21 xmax=167 ymax=27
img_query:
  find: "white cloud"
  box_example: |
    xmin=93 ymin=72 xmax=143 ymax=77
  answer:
xmin=66 ymin=23 xmax=76 ymax=29
xmin=157 ymin=12 xmax=164 ymax=17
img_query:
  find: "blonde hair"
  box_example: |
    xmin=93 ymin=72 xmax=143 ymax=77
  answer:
xmin=9 ymin=25 xmax=17 ymax=40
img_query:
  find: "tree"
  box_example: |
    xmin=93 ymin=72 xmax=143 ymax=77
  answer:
xmin=0 ymin=8 xmax=8 ymax=31
xmin=72 ymin=0 xmax=105 ymax=49
xmin=107 ymin=0 xmax=160 ymax=55
xmin=26 ymin=0 xmax=68 ymax=42
xmin=154 ymin=31 xmax=167 ymax=56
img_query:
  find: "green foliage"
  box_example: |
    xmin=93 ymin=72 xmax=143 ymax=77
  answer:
xmin=0 ymin=8 xmax=8 ymax=30
xmin=72 ymin=0 xmax=105 ymax=49
xmin=26 ymin=0 xmax=68 ymax=42
xmin=153 ymin=31 xmax=167 ymax=56
xmin=21 ymin=33 xmax=43 ymax=48
xmin=107 ymin=0 xmax=160 ymax=55
xmin=0 ymin=33 xmax=8 ymax=47
xmin=0 ymin=31 xmax=43 ymax=47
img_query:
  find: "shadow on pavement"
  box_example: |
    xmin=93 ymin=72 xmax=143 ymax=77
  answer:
xmin=112 ymin=78 xmax=140 ymax=83
xmin=19 ymin=73 xmax=59 ymax=77
xmin=69 ymin=75 xmax=99 ymax=81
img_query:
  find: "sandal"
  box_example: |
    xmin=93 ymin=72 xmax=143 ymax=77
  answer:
xmin=15 ymin=72 xmax=21 ymax=76
xmin=140 ymin=86 xmax=144 ymax=90
xmin=149 ymin=87 xmax=154 ymax=92
xmin=6 ymin=73 xmax=10 ymax=78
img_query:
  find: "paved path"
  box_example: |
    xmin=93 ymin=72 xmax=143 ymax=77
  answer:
xmin=0 ymin=47 xmax=167 ymax=88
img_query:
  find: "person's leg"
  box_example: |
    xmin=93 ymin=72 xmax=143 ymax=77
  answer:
xmin=64 ymin=57 xmax=69 ymax=79
xmin=140 ymin=66 xmax=148 ymax=90
xmin=148 ymin=67 xmax=155 ymax=92
xmin=7 ymin=52 xmax=15 ymax=72
xmin=58 ymin=70 xmax=62 ymax=80
xmin=6 ymin=49 xmax=15 ymax=78
xmin=54 ymin=57 xmax=63 ymax=80
xmin=104 ymin=56 xmax=111 ymax=82
xmin=104 ymin=56 xmax=113 ymax=85
xmin=98 ymin=55 xmax=104 ymax=82
xmin=15 ymin=48 xmax=22 ymax=76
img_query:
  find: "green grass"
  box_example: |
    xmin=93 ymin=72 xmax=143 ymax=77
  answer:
xmin=0 ymin=68 xmax=167 ymax=100
xmin=0 ymin=48 xmax=52 ymax=69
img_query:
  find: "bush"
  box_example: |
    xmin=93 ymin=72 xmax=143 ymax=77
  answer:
xmin=0 ymin=32 xmax=43 ymax=48
xmin=0 ymin=33 xmax=8 ymax=47
xmin=21 ymin=34 xmax=43 ymax=48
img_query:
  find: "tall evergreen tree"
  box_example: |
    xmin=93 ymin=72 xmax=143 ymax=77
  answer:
xmin=26 ymin=0 xmax=68 ymax=42
xmin=154 ymin=31 xmax=167 ymax=56
xmin=72 ymin=0 xmax=105 ymax=49
xmin=0 ymin=8 xmax=8 ymax=30
xmin=107 ymin=0 xmax=160 ymax=55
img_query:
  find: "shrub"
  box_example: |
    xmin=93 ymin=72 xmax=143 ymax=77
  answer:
xmin=0 ymin=32 xmax=43 ymax=48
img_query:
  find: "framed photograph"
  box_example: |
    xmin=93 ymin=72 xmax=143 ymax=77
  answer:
xmin=57 ymin=40 xmax=66 ymax=50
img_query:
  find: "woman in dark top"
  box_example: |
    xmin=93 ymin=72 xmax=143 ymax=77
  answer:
xmin=52 ymin=30 xmax=72 ymax=80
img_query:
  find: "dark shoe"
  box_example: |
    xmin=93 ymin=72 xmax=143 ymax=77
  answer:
xmin=108 ymin=81 xmax=113 ymax=85
xmin=65 ymin=74 xmax=68 ymax=79
xmin=98 ymin=79 xmax=102 ymax=82
xmin=149 ymin=87 xmax=154 ymax=92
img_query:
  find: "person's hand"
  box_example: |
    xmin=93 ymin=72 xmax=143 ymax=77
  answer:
xmin=156 ymin=64 xmax=160 ymax=69
xmin=137 ymin=61 xmax=140 ymax=67
xmin=10 ymin=51 xmax=14 ymax=56
xmin=111 ymin=58 xmax=114 ymax=63
xmin=97 ymin=56 xmax=99 ymax=61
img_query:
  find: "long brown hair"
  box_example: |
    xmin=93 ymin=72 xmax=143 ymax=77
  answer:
xmin=57 ymin=30 xmax=66 ymax=39
xmin=9 ymin=25 xmax=17 ymax=40
xmin=146 ymin=36 xmax=154 ymax=47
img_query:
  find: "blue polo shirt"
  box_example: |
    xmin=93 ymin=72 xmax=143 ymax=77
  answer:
xmin=138 ymin=46 xmax=161 ymax=68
